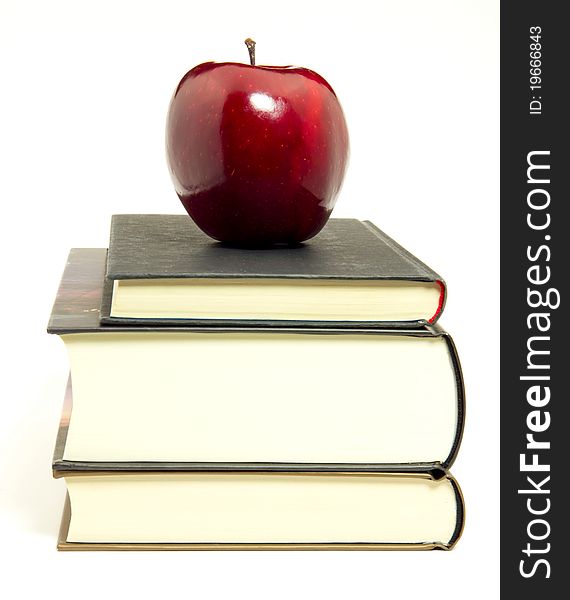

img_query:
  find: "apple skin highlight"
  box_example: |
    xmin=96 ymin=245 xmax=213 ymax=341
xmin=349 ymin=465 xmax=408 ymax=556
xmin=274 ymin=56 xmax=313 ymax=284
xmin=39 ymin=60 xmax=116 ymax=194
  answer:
xmin=166 ymin=61 xmax=349 ymax=246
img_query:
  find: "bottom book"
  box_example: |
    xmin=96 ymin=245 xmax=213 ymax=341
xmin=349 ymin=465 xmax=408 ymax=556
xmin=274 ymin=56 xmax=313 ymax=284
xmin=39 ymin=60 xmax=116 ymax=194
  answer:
xmin=55 ymin=471 xmax=464 ymax=550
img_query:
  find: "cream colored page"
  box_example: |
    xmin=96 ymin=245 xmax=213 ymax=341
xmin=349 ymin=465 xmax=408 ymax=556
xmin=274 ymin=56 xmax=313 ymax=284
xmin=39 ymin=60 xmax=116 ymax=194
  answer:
xmin=111 ymin=278 xmax=442 ymax=321
xmin=66 ymin=474 xmax=458 ymax=544
xmin=63 ymin=333 xmax=458 ymax=463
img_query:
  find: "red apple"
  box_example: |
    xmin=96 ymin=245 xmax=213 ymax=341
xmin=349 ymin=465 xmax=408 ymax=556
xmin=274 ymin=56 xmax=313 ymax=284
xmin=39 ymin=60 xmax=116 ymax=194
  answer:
xmin=166 ymin=39 xmax=349 ymax=246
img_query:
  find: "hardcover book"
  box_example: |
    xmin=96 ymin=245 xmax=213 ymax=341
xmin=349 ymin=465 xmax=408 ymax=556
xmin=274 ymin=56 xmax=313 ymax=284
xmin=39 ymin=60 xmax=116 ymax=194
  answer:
xmin=48 ymin=249 xmax=464 ymax=471
xmin=54 ymin=466 xmax=464 ymax=550
xmin=102 ymin=214 xmax=446 ymax=327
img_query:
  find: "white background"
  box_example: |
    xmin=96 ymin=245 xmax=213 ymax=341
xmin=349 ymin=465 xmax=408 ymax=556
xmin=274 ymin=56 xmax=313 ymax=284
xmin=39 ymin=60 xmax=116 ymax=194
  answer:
xmin=0 ymin=1 xmax=499 ymax=598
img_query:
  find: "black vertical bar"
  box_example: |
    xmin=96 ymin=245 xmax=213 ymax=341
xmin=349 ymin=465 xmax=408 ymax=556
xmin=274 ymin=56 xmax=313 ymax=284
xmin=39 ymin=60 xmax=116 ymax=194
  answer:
xmin=501 ymin=2 xmax=568 ymax=596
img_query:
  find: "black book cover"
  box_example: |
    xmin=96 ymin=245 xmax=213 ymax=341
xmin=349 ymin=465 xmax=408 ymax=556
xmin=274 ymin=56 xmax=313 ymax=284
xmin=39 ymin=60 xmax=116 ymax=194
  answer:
xmin=107 ymin=214 xmax=443 ymax=281
xmin=101 ymin=214 xmax=446 ymax=327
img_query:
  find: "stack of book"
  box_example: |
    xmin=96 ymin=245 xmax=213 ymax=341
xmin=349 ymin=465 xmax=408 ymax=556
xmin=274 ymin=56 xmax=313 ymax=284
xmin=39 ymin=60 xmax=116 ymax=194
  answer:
xmin=48 ymin=215 xmax=465 ymax=550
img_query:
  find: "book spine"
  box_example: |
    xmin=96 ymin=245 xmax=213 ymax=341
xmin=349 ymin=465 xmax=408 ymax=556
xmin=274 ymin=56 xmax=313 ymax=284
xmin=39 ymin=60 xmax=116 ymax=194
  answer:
xmin=448 ymin=475 xmax=466 ymax=549
xmin=440 ymin=332 xmax=466 ymax=470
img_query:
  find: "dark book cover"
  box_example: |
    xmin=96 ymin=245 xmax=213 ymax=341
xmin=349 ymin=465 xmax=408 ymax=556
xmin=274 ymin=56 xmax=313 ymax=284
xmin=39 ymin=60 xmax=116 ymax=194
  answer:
xmin=102 ymin=215 xmax=446 ymax=327
xmin=107 ymin=214 xmax=444 ymax=281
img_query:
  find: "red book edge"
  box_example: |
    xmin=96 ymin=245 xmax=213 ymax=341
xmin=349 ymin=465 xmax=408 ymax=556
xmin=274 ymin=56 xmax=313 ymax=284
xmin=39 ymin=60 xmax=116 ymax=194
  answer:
xmin=428 ymin=280 xmax=446 ymax=324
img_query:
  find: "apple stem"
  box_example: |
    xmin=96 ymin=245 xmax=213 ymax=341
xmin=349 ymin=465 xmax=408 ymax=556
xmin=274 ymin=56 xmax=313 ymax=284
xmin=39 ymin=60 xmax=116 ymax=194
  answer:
xmin=244 ymin=38 xmax=256 ymax=66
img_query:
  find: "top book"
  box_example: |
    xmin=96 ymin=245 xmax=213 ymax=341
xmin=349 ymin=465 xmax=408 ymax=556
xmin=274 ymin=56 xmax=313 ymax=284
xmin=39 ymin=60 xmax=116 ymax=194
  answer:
xmin=103 ymin=214 xmax=446 ymax=327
